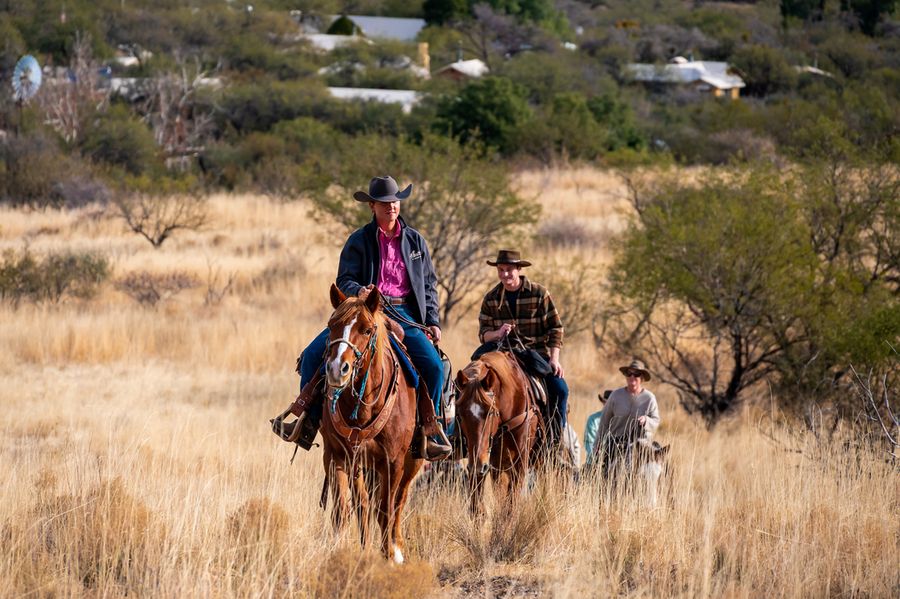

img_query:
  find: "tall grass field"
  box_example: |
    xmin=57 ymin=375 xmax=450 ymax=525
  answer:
xmin=1 ymin=168 xmax=896 ymax=598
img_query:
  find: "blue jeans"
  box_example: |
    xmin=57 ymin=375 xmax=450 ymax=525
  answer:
xmin=546 ymin=373 xmax=569 ymax=438
xmin=298 ymin=305 xmax=444 ymax=420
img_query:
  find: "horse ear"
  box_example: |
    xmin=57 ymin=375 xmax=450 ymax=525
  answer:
xmin=456 ymin=369 xmax=468 ymax=387
xmin=365 ymin=286 xmax=381 ymax=314
xmin=480 ymin=366 xmax=497 ymax=391
xmin=330 ymin=283 xmax=346 ymax=308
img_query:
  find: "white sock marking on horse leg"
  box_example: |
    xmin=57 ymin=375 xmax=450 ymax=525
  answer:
xmin=393 ymin=546 xmax=404 ymax=564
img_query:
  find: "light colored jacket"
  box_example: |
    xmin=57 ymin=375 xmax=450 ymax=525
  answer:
xmin=593 ymin=387 xmax=660 ymax=459
xmin=583 ymin=410 xmax=603 ymax=466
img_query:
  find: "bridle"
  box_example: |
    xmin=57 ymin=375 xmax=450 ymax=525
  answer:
xmin=325 ymin=321 xmax=380 ymax=420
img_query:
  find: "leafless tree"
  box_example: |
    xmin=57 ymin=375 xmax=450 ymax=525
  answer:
xmin=38 ymin=32 xmax=110 ymax=144
xmin=851 ymin=358 xmax=899 ymax=463
xmin=139 ymin=57 xmax=216 ymax=171
xmin=113 ymin=193 xmax=209 ymax=248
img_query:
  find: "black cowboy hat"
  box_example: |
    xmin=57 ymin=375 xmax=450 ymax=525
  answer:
xmin=486 ymin=249 xmax=532 ymax=267
xmin=353 ymin=175 xmax=413 ymax=203
xmin=619 ymin=358 xmax=651 ymax=382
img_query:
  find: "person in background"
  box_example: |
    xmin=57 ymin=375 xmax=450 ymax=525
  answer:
xmin=583 ymin=389 xmax=610 ymax=469
xmin=593 ymin=359 xmax=661 ymax=477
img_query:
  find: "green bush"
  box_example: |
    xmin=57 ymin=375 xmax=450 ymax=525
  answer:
xmin=0 ymin=131 xmax=80 ymax=208
xmin=80 ymin=106 xmax=159 ymax=175
xmin=0 ymin=248 xmax=110 ymax=306
xmin=730 ymin=45 xmax=798 ymax=96
xmin=434 ymin=76 xmax=532 ymax=154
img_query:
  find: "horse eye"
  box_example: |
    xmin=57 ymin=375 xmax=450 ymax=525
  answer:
xmin=363 ymin=328 xmax=373 ymax=336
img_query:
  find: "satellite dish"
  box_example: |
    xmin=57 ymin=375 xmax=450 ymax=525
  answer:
xmin=12 ymin=55 xmax=42 ymax=103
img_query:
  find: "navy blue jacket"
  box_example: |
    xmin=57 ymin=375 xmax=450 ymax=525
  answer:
xmin=336 ymin=217 xmax=440 ymax=328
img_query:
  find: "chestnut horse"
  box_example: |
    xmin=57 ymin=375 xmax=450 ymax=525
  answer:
xmin=320 ymin=284 xmax=423 ymax=563
xmin=455 ymin=351 xmax=542 ymax=514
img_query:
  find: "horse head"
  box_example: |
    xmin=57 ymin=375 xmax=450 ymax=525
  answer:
xmin=325 ymin=283 xmax=385 ymax=390
xmin=455 ymin=359 xmax=501 ymax=478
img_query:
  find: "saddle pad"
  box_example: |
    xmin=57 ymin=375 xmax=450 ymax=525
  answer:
xmin=389 ymin=334 xmax=420 ymax=389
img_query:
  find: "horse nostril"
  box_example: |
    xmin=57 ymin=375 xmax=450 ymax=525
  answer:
xmin=340 ymin=362 xmax=350 ymax=375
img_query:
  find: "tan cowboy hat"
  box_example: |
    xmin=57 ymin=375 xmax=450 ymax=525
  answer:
xmin=353 ymin=175 xmax=413 ymax=203
xmin=619 ymin=359 xmax=651 ymax=381
xmin=486 ymin=249 xmax=532 ymax=267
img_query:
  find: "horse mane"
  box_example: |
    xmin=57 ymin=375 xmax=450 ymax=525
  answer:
xmin=459 ymin=352 xmax=519 ymax=400
xmin=328 ymin=297 xmax=390 ymax=359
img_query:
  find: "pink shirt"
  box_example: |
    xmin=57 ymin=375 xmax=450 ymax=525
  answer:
xmin=377 ymin=223 xmax=412 ymax=297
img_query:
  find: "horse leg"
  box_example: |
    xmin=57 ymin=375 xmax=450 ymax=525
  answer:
xmin=327 ymin=451 xmax=352 ymax=533
xmin=375 ymin=459 xmax=403 ymax=562
xmin=352 ymin=465 xmax=370 ymax=547
xmin=390 ymin=454 xmax=423 ymax=563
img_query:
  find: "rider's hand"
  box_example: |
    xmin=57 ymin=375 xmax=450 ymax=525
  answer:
xmin=427 ymin=326 xmax=442 ymax=343
xmin=637 ymin=415 xmax=647 ymax=427
xmin=497 ymin=323 xmax=515 ymax=338
xmin=357 ymin=284 xmax=374 ymax=301
xmin=549 ymin=358 xmax=565 ymax=378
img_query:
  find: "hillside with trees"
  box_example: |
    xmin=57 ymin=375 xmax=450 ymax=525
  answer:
xmin=0 ymin=0 xmax=897 ymax=430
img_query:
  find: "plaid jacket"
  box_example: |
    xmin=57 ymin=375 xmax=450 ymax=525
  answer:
xmin=478 ymin=277 xmax=564 ymax=353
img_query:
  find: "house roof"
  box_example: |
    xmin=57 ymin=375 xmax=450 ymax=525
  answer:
xmin=626 ymin=59 xmax=745 ymax=90
xmin=329 ymin=15 xmax=425 ymax=41
xmin=435 ymin=58 xmax=489 ymax=79
xmin=302 ymin=33 xmax=369 ymax=52
xmin=327 ymin=87 xmax=420 ymax=113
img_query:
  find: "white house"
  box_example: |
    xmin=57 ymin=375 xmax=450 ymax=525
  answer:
xmin=326 ymin=87 xmax=420 ymax=113
xmin=626 ymin=56 xmax=745 ymax=99
xmin=434 ymin=58 xmax=489 ymax=81
xmin=329 ymin=15 xmax=426 ymax=41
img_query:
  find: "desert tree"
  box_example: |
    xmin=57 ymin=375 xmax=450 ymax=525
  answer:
xmin=603 ymin=166 xmax=819 ymax=425
xmin=113 ymin=192 xmax=209 ymax=249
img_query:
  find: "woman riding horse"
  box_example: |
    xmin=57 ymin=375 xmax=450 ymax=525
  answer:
xmin=320 ymin=284 xmax=423 ymax=563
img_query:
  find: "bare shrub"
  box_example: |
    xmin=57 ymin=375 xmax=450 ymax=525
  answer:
xmin=29 ymin=478 xmax=165 ymax=590
xmin=310 ymin=547 xmax=434 ymax=599
xmin=0 ymin=247 xmax=110 ymax=306
xmin=113 ymin=193 xmax=209 ymax=248
xmin=226 ymin=498 xmax=289 ymax=568
xmin=115 ymin=270 xmax=200 ymax=306
xmin=851 ymin=361 xmax=899 ymax=463
xmin=446 ymin=483 xmax=558 ymax=567
xmin=204 ymin=259 xmax=234 ymax=306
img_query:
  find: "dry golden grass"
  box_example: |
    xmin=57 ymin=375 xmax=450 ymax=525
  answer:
xmin=1 ymin=168 xmax=897 ymax=598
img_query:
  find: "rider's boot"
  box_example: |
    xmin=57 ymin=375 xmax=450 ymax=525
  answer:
xmin=271 ymin=370 xmax=324 ymax=450
xmin=416 ymin=388 xmax=452 ymax=461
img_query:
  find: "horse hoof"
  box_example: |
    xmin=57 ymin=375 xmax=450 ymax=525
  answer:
xmin=392 ymin=546 xmax=404 ymax=565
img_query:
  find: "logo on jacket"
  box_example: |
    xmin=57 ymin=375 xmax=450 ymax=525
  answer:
xmin=409 ymin=250 xmax=423 ymax=261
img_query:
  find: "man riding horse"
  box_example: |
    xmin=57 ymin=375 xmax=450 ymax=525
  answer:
xmin=472 ymin=250 xmax=570 ymax=450
xmin=274 ymin=175 xmax=452 ymax=461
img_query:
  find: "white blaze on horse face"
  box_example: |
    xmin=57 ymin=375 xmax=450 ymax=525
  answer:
xmin=467 ymin=402 xmax=484 ymax=419
xmin=327 ymin=317 xmax=357 ymax=383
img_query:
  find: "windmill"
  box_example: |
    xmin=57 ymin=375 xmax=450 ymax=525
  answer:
xmin=10 ymin=54 xmax=42 ymax=138
xmin=12 ymin=54 xmax=42 ymax=105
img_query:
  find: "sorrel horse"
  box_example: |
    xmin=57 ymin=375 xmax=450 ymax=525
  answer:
xmin=455 ymin=351 xmax=542 ymax=514
xmin=320 ymin=283 xmax=423 ymax=563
